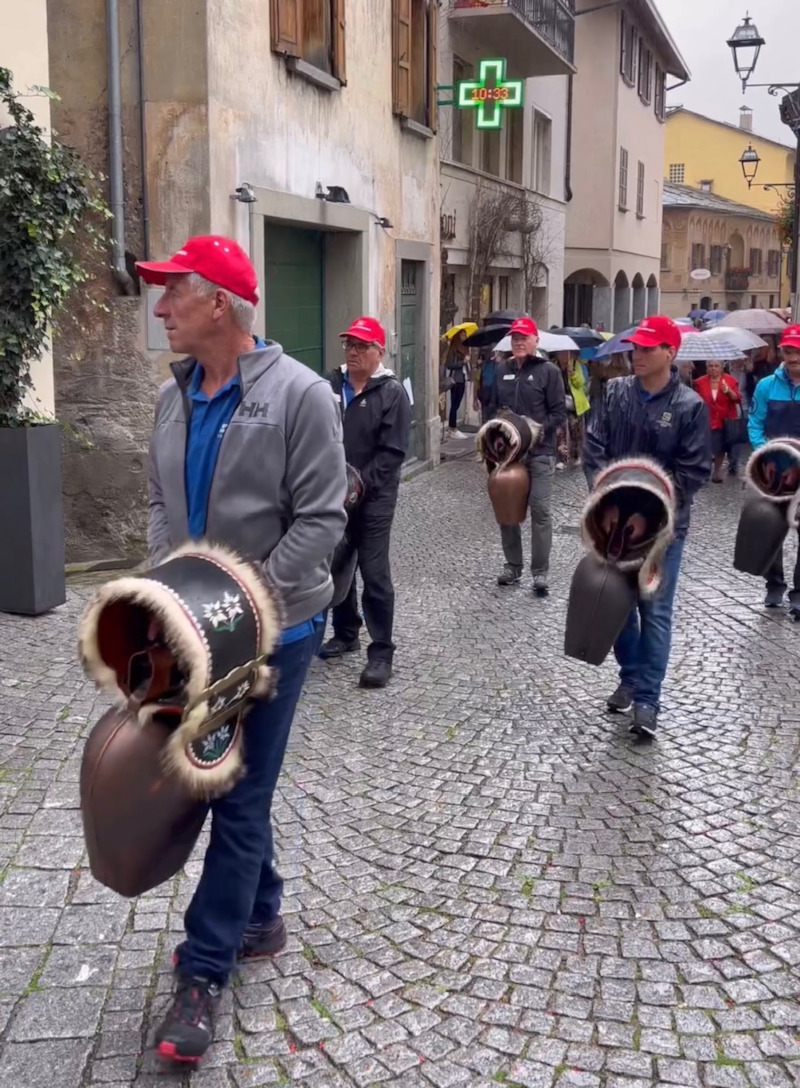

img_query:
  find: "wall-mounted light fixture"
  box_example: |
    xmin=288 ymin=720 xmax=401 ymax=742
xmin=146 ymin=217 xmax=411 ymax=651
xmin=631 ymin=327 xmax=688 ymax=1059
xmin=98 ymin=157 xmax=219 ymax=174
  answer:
xmin=231 ymin=182 xmax=256 ymax=204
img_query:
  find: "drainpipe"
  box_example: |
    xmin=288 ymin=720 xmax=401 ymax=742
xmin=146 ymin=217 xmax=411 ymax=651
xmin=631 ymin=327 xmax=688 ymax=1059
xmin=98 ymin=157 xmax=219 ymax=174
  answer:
xmin=564 ymin=74 xmax=574 ymax=202
xmin=106 ymin=0 xmax=136 ymax=294
xmin=136 ymin=0 xmax=150 ymax=259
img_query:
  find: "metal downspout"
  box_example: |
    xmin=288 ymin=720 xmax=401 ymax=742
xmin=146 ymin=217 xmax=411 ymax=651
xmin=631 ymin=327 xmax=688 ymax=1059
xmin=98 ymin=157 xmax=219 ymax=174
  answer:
xmin=106 ymin=0 xmax=136 ymax=293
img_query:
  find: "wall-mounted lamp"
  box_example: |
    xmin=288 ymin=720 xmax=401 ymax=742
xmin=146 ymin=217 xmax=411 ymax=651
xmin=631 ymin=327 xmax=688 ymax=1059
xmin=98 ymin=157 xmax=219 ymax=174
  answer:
xmin=315 ymin=182 xmax=351 ymax=204
xmin=231 ymin=182 xmax=257 ymax=204
xmin=374 ymin=215 xmax=393 ymax=229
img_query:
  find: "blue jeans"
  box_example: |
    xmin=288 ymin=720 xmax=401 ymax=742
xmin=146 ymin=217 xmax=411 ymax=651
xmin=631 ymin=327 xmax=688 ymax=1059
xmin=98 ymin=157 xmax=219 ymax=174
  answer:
xmin=613 ymin=537 xmax=685 ymax=710
xmin=181 ymin=623 xmax=323 ymax=985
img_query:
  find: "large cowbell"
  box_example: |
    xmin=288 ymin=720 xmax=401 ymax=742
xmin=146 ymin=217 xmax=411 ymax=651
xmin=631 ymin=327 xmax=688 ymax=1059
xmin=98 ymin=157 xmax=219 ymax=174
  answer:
xmin=77 ymin=544 xmax=282 ymax=896
xmin=565 ymin=458 xmax=676 ymax=666
xmin=476 ymin=411 xmax=541 ymax=526
xmin=734 ymin=439 xmax=800 ymax=576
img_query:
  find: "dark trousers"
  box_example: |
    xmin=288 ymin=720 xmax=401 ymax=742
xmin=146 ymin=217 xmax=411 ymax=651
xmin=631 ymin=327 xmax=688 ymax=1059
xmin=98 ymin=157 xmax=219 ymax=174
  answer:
xmin=766 ymin=528 xmax=800 ymax=603
xmin=614 ymin=537 xmax=684 ymax=710
xmin=181 ymin=623 xmax=323 ymax=986
xmin=449 ymin=383 xmax=465 ymax=429
xmin=331 ymin=505 xmax=396 ymax=662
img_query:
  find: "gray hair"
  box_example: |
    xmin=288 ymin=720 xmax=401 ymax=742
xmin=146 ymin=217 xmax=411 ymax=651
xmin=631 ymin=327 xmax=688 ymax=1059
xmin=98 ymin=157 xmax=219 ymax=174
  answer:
xmin=185 ymin=272 xmax=256 ymax=333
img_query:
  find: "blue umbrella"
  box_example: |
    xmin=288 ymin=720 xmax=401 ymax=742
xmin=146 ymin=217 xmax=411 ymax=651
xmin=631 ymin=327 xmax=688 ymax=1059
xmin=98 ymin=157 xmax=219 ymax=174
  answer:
xmin=592 ymin=327 xmax=636 ymax=358
xmin=703 ymin=310 xmax=729 ymax=327
xmin=688 ymin=308 xmax=707 ymax=319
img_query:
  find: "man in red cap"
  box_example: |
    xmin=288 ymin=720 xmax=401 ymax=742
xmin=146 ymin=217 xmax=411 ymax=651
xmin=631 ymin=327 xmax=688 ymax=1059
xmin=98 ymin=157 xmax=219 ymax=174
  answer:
xmin=748 ymin=322 xmax=800 ymax=612
xmin=135 ymin=236 xmax=347 ymax=1062
xmin=487 ymin=315 xmax=566 ymax=594
xmin=584 ymin=314 xmax=711 ymax=738
xmin=319 ymin=316 xmax=411 ymax=688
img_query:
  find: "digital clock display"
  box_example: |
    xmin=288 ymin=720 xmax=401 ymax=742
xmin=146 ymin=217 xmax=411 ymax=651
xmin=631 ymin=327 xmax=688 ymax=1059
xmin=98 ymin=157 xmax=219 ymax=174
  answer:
xmin=470 ymin=86 xmax=511 ymax=101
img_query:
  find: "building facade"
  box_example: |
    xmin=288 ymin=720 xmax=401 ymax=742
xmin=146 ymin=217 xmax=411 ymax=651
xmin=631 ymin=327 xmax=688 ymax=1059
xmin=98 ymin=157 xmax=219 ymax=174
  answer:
xmin=438 ymin=0 xmax=575 ymax=332
xmin=664 ymin=106 xmax=795 ymax=306
xmin=564 ymin=0 xmax=690 ymax=331
xmin=660 ymin=183 xmax=783 ymax=319
xmin=3 ymin=0 xmax=55 ymax=416
xmin=46 ymin=0 xmax=440 ymax=560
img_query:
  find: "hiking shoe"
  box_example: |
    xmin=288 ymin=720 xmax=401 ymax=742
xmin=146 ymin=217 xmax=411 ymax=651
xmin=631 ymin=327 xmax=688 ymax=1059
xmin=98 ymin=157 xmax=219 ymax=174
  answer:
xmin=172 ymin=916 xmax=287 ymax=973
xmin=497 ymin=565 xmax=522 ymax=587
xmin=532 ymin=574 xmax=549 ymax=598
xmin=155 ymin=976 xmax=220 ymax=1064
xmin=319 ymin=637 xmax=359 ymax=659
xmin=764 ymin=586 xmax=784 ymax=609
xmin=629 ymin=704 xmax=658 ymax=738
xmin=359 ymin=659 xmax=392 ymax=689
xmin=606 ymin=683 xmax=634 ymax=714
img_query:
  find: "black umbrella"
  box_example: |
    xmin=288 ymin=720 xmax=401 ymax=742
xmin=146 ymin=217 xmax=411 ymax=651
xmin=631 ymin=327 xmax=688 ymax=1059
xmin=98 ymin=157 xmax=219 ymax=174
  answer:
xmin=484 ymin=309 xmax=525 ymax=325
xmin=463 ymin=323 xmax=513 ymax=349
xmin=552 ymin=326 xmax=605 ymax=348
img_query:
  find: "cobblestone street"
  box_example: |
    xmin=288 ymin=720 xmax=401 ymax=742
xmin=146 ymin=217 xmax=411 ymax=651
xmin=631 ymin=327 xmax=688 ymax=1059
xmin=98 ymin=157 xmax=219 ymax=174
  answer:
xmin=1 ymin=459 xmax=799 ymax=1088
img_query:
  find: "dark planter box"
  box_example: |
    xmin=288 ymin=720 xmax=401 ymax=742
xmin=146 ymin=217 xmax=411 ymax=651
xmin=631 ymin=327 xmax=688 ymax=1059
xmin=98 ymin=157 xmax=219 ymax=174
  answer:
xmin=0 ymin=424 xmax=66 ymax=615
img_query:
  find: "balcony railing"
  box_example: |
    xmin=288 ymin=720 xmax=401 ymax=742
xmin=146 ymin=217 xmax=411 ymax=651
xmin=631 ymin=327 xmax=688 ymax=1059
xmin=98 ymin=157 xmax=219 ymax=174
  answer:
xmin=451 ymin=0 xmax=575 ymax=66
xmin=725 ymin=269 xmax=751 ymax=292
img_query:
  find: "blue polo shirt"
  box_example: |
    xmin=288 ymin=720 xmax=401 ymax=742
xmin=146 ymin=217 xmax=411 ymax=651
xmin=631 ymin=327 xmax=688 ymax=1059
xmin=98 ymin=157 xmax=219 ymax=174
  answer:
xmin=185 ymin=351 xmax=321 ymax=646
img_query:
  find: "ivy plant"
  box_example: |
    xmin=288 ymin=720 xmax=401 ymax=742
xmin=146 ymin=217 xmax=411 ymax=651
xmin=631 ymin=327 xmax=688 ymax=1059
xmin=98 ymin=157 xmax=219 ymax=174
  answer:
xmin=775 ymin=192 xmax=796 ymax=252
xmin=0 ymin=67 xmax=110 ymax=427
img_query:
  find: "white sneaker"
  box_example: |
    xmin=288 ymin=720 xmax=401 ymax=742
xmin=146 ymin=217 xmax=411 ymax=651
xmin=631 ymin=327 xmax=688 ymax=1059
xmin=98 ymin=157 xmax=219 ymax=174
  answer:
xmin=449 ymin=429 xmax=471 ymax=440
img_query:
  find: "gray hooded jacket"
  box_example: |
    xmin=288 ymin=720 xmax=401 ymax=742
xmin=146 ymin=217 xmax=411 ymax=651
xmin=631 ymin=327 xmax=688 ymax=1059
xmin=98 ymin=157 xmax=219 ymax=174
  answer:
xmin=148 ymin=342 xmax=348 ymax=629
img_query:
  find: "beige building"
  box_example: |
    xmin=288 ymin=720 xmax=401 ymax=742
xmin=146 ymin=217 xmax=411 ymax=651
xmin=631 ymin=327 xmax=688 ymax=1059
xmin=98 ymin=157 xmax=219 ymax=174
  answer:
xmin=47 ymin=0 xmax=440 ymax=560
xmin=660 ymin=183 xmax=783 ymax=319
xmin=2 ymin=0 xmax=55 ymax=416
xmin=564 ymin=0 xmax=690 ymax=331
xmin=438 ymin=0 xmax=575 ymax=331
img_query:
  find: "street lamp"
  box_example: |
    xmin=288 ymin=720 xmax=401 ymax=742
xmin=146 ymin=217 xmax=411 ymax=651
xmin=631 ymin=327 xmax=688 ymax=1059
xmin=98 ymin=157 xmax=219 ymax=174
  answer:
xmin=739 ymin=144 xmax=761 ymax=188
xmin=726 ymin=14 xmax=765 ymax=93
xmin=727 ymin=15 xmax=800 ymax=321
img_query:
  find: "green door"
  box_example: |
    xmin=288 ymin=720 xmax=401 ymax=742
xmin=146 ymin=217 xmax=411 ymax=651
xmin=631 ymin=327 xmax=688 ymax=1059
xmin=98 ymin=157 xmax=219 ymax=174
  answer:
xmin=400 ymin=260 xmax=425 ymax=460
xmin=264 ymin=223 xmax=324 ymax=372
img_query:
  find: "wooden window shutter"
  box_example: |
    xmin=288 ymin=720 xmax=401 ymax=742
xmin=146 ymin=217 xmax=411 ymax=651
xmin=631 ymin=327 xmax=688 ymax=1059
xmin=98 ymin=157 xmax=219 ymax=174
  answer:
xmin=392 ymin=0 xmax=411 ymax=117
xmin=332 ymin=0 xmax=346 ymax=83
xmin=271 ymin=0 xmax=301 ymax=57
xmin=427 ymin=0 xmax=438 ymax=131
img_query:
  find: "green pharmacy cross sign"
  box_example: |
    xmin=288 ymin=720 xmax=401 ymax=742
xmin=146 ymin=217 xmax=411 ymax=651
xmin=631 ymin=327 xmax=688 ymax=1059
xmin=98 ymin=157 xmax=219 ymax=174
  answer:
xmin=457 ymin=59 xmax=524 ymax=130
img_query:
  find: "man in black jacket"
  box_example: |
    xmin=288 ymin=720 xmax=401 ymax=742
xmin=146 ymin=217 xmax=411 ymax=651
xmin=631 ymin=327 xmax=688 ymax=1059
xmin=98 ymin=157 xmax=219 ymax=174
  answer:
xmin=584 ymin=315 xmax=711 ymax=738
xmin=488 ymin=317 xmax=566 ymax=594
xmin=320 ymin=317 xmax=412 ymax=688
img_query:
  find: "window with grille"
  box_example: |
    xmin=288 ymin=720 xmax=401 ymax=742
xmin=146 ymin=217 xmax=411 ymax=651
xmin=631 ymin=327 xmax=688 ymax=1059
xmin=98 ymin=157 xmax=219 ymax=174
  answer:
xmin=768 ymin=249 xmax=781 ymax=277
xmin=749 ymin=248 xmax=763 ymax=274
xmin=668 ymin=163 xmax=685 ymax=184
xmin=691 ymin=244 xmax=705 ymax=270
xmin=636 ymin=161 xmax=645 ymax=217
xmin=661 ymin=243 xmax=670 ymax=271
xmin=710 ymin=246 xmax=723 ymax=274
xmin=619 ymin=147 xmax=629 ymax=209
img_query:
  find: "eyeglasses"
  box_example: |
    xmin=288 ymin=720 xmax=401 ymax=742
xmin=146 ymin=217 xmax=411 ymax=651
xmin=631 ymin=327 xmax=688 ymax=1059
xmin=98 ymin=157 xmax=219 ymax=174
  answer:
xmin=342 ymin=339 xmax=375 ymax=353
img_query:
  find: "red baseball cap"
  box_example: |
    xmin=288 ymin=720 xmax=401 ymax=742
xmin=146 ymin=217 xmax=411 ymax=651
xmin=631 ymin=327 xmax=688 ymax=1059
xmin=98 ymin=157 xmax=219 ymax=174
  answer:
xmin=624 ymin=315 xmax=681 ymax=351
xmin=780 ymin=324 xmax=800 ymax=350
xmin=135 ymin=236 xmax=259 ymax=305
xmin=509 ymin=317 xmax=539 ymax=337
xmin=340 ymin=316 xmax=386 ymax=349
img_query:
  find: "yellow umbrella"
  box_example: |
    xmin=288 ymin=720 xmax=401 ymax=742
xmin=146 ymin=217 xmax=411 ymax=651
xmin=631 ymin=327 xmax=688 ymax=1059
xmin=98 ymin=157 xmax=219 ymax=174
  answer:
xmin=444 ymin=321 xmax=478 ymax=341
xmin=600 ymin=331 xmax=613 ymax=340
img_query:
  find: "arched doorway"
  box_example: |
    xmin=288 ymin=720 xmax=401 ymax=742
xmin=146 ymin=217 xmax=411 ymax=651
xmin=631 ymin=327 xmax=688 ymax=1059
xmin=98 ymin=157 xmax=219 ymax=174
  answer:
xmin=613 ymin=271 xmax=631 ymax=332
xmin=646 ymin=274 xmax=659 ymax=315
xmin=563 ymin=268 xmax=610 ymax=328
xmin=728 ymin=232 xmax=744 ymax=268
xmin=631 ymin=273 xmax=646 ymax=323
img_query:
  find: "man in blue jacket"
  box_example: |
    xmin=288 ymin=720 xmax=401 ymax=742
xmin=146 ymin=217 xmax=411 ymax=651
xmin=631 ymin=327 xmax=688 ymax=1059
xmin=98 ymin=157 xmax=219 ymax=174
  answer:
xmin=584 ymin=315 xmax=711 ymax=738
xmin=136 ymin=236 xmax=347 ymax=1063
xmin=748 ymin=323 xmax=800 ymax=611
